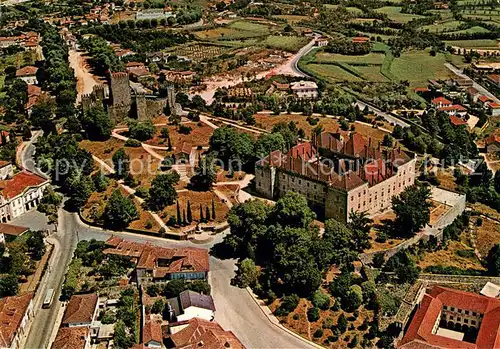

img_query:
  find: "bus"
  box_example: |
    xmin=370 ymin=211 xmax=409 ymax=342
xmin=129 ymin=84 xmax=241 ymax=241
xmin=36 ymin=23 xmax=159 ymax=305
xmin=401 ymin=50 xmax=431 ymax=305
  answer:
xmin=42 ymin=288 xmax=55 ymax=308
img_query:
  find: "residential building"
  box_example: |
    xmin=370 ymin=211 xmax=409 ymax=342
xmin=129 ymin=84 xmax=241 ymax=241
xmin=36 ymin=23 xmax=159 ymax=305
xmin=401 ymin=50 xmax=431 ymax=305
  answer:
xmin=449 ymin=115 xmax=469 ymax=128
xmin=431 ymin=97 xmax=452 ymax=108
xmin=478 ymin=95 xmax=492 ymax=107
xmin=167 ymin=290 xmax=215 ymax=323
xmin=15 ymin=66 xmax=38 ymax=85
xmin=302 ymin=28 xmax=313 ymax=36
xmin=487 ymin=102 xmax=500 ymax=116
xmin=315 ymin=37 xmax=328 ymax=47
xmin=255 ymin=132 xmax=416 ymax=223
xmin=0 ymin=223 xmax=28 ymax=244
xmin=351 ymin=36 xmax=370 ymax=43
xmin=0 ymin=165 xmax=49 ymax=223
xmin=485 ymin=134 xmax=500 ymax=153
xmin=61 ymin=293 xmax=99 ymax=327
xmin=51 ymin=327 xmax=90 ymax=349
xmin=290 ymin=80 xmax=318 ymax=99
xmin=438 ymin=104 xmax=467 ymax=116
xmin=398 ymin=286 xmax=500 ymax=349
xmin=143 ymin=317 xmax=163 ymax=348
xmin=103 ymin=236 xmax=209 ymax=282
xmin=0 ymin=292 xmax=34 ymax=349
xmin=487 ymin=74 xmax=500 ymax=88
xmin=166 ymin=318 xmax=245 ymax=349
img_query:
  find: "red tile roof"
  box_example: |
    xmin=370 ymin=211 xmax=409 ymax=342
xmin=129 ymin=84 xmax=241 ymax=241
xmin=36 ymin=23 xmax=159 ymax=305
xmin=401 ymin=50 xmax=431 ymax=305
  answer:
xmin=16 ymin=66 xmax=38 ymax=77
xmin=0 ymin=223 xmax=28 ymax=236
xmin=487 ymin=74 xmax=500 ymax=84
xmin=478 ymin=95 xmax=491 ymax=103
xmin=486 ymin=134 xmax=500 ymax=145
xmin=449 ymin=115 xmax=468 ymax=126
xmin=168 ymin=318 xmax=245 ymax=349
xmin=399 ymin=286 xmax=500 ymax=349
xmin=488 ymin=102 xmax=500 ymax=109
xmin=439 ymin=104 xmax=467 ymax=112
xmin=351 ymin=37 xmax=370 ymax=43
xmin=0 ymin=292 xmax=34 ymax=348
xmin=62 ymin=293 xmax=98 ymax=325
xmin=143 ymin=318 xmax=163 ymax=345
xmin=431 ymin=97 xmax=452 ymax=106
xmin=289 ymin=142 xmax=317 ymax=161
xmin=52 ymin=327 xmax=89 ymax=349
xmin=27 ymin=84 xmax=41 ymax=97
xmin=0 ymin=171 xmax=47 ymax=199
xmin=414 ymin=87 xmax=430 ymax=93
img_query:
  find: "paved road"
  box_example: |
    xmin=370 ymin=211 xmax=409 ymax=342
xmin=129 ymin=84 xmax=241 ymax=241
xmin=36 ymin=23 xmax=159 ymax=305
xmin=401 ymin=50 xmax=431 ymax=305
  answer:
xmin=354 ymin=100 xmax=409 ymax=128
xmin=445 ymin=63 xmax=500 ymax=104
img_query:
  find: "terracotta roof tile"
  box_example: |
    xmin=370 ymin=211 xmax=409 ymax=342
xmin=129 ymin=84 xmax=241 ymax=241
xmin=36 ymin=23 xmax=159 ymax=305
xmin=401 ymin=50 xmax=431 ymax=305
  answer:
xmin=52 ymin=327 xmax=89 ymax=349
xmin=449 ymin=115 xmax=468 ymax=126
xmin=16 ymin=66 xmax=38 ymax=77
xmin=143 ymin=318 xmax=163 ymax=345
xmin=0 ymin=223 xmax=28 ymax=236
xmin=62 ymin=293 xmax=98 ymax=325
xmin=0 ymin=171 xmax=47 ymax=199
xmin=431 ymin=97 xmax=452 ymax=106
xmin=0 ymin=293 xmax=34 ymax=348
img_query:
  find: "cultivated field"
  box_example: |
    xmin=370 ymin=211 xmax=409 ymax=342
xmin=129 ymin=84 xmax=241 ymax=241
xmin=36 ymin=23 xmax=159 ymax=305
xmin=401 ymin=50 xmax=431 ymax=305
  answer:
xmin=374 ymin=6 xmax=424 ymax=23
xmin=389 ymin=50 xmax=452 ymax=86
xmin=314 ymin=52 xmax=386 ymax=65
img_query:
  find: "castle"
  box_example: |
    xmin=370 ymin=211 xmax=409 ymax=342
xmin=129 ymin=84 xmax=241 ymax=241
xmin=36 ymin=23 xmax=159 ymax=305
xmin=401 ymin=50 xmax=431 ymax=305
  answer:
xmin=81 ymin=72 xmax=179 ymax=122
xmin=255 ymin=131 xmax=416 ymax=223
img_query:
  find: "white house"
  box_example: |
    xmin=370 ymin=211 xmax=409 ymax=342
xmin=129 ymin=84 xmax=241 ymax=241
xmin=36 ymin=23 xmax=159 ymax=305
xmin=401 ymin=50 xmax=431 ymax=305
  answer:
xmin=0 ymin=292 xmax=34 ymax=349
xmin=0 ymin=164 xmax=49 ymax=223
xmin=15 ymin=66 xmax=38 ymax=85
xmin=168 ymin=290 xmax=215 ymax=322
xmin=290 ymin=80 xmax=318 ymax=99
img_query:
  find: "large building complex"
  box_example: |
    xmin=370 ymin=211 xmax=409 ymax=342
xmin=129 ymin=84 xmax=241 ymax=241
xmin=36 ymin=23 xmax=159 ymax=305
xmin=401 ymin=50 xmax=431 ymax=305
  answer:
xmin=0 ymin=292 xmax=34 ymax=349
xmin=398 ymin=286 xmax=500 ymax=349
xmin=255 ymin=131 xmax=416 ymax=222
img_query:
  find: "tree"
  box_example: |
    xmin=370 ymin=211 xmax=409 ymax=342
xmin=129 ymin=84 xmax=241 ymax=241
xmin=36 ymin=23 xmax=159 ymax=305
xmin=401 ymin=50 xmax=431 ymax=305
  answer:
xmin=312 ymin=290 xmax=330 ymax=310
xmin=209 ymin=126 xmax=254 ymax=166
xmin=348 ymin=211 xmax=372 ymax=251
xmin=487 ymin=244 xmax=500 ymax=276
xmin=92 ymin=171 xmax=109 ymax=192
xmin=163 ymin=279 xmax=186 ymax=297
xmin=160 ymin=128 xmax=169 ymax=140
xmin=392 ymin=184 xmax=432 ymax=236
xmin=151 ymin=299 xmax=165 ymax=314
xmin=342 ymin=285 xmax=363 ymax=312
xmin=0 ymin=275 xmax=19 ymax=297
xmin=254 ymin=133 xmax=286 ymax=158
xmin=494 ymin=172 xmax=500 ymax=193
xmin=27 ymin=230 xmax=46 ymax=260
xmin=270 ymin=192 xmax=316 ymax=229
xmin=112 ymin=148 xmax=130 ymax=179
xmin=127 ymin=119 xmax=155 ymax=141
xmin=103 ymin=190 xmax=139 ymax=229
xmin=65 ymin=170 xmax=95 ymax=209
xmin=148 ymin=172 xmax=180 ymax=211
xmin=275 ymin=294 xmax=299 ymax=316
xmin=205 ymin=206 xmax=210 ymax=222
xmin=337 ymin=313 xmax=348 ymax=333
xmin=114 ymin=320 xmax=134 ymax=349
xmin=30 ymin=94 xmax=56 ymax=133
xmin=307 ymin=307 xmax=320 ymax=322
xmin=190 ymin=155 xmax=217 ymax=191
xmin=211 ymin=198 xmax=216 ymax=220
xmin=187 ymin=201 xmax=193 ymax=223
xmin=233 ymin=258 xmax=259 ymax=287
xmin=176 ymin=201 xmax=181 ymax=225
xmin=82 ymin=105 xmax=114 ymax=140
xmin=372 ymin=252 xmax=385 ymax=268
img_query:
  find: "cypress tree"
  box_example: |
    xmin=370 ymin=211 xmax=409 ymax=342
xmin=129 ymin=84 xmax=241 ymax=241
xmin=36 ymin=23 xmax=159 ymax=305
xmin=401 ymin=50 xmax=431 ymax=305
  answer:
xmin=199 ymin=204 xmax=204 ymax=222
xmin=211 ymin=198 xmax=216 ymax=220
xmin=187 ymin=201 xmax=192 ymax=223
xmin=205 ymin=206 xmax=210 ymax=221
xmin=176 ymin=201 xmax=181 ymax=225
xmin=183 ymin=209 xmax=187 ymax=225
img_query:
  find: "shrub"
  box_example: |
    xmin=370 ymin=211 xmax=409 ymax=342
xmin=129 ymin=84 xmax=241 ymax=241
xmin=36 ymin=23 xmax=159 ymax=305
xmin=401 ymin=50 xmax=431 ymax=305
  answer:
xmin=145 ymin=220 xmax=153 ymax=229
xmin=276 ymin=294 xmax=299 ymax=316
xmin=307 ymin=307 xmax=320 ymax=322
xmin=312 ymin=290 xmax=330 ymax=310
xmin=178 ymin=125 xmax=192 ymax=135
xmin=293 ymin=314 xmax=300 ymax=320
xmin=125 ymin=138 xmax=142 ymax=147
xmin=313 ymin=329 xmax=324 ymax=338
xmin=134 ymin=187 xmax=149 ymax=199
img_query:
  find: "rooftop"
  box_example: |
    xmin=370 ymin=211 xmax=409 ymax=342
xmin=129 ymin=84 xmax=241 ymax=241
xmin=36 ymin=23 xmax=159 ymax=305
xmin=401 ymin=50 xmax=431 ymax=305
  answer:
xmin=0 ymin=171 xmax=48 ymax=199
xmin=0 ymin=292 xmax=34 ymax=348
xmin=290 ymin=80 xmax=318 ymax=90
xmin=52 ymin=326 xmax=89 ymax=349
xmin=16 ymin=66 xmax=38 ymax=77
xmin=62 ymin=293 xmax=98 ymax=325
xmin=179 ymin=290 xmax=216 ymax=311
xmin=0 ymin=223 xmax=28 ymax=237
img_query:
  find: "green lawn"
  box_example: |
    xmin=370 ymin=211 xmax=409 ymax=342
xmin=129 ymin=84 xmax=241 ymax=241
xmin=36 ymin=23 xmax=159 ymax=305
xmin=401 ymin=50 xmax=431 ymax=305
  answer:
xmin=390 ymin=50 xmax=452 ymax=86
xmin=444 ymin=39 xmax=500 ymax=49
xmin=421 ymin=20 xmax=465 ymax=32
xmin=353 ymin=66 xmax=388 ymax=81
xmin=375 ymin=6 xmax=424 ymax=23
xmin=447 ymin=26 xmax=491 ymax=34
xmin=308 ymin=63 xmax=362 ymax=82
xmin=262 ymin=35 xmax=309 ymax=52
xmin=315 ymin=52 xmax=386 ymax=65
xmin=228 ymin=20 xmax=270 ymax=33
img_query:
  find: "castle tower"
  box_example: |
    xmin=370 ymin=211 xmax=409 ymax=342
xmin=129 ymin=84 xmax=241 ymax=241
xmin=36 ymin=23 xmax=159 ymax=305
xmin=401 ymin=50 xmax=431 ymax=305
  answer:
xmin=135 ymin=93 xmax=148 ymax=121
xmin=110 ymin=72 xmax=132 ymax=108
xmin=93 ymin=84 xmax=105 ymax=101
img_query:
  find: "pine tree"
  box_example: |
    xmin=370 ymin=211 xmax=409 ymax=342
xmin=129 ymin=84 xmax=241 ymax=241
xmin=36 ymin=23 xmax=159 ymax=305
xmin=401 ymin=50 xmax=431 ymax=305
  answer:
xmin=167 ymin=137 xmax=172 ymax=151
xmin=205 ymin=206 xmax=211 ymax=221
xmin=183 ymin=209 xmax=187 ymax=225
xmin=187 ymin=201 xmax=192 ymax=223
xmin=199 ymin=204 xmax=204 ymax=222
xmin=176 ymin=201 xmax=181 ymax=225
xmin=211 ymin=198 xmax=216 ymax=220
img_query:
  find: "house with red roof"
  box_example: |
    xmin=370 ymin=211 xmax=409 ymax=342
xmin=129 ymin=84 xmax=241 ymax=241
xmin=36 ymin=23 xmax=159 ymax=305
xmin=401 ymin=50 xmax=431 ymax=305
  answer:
xmin=0 ymin=165 xmax=49 ymax=223
xmin=255 ymin=132 xmax=416 ymax=223
xmin=0 ymin=292 xmax=34 ymax=349
xmin=439 ymin=104 xmax=467 ymax=117
xmin=485 ymin=133 xmax=500 ymax=153
xmin=487 ymin=102 xmax=500 ymax=117
xmin=398 ymin=286 xmax=500 ymax=349
xmin=449 ymin=115 xmax=469 ymax=128
xmin=487 ymin=74 xmax=500 ymax=88
xmin=15 ymin=66 xmax=38 ymax=85
xmin=431 ymin=97 xmax=452 ymax=108
xmin=478 ymin=95 xmax=492 ymax=107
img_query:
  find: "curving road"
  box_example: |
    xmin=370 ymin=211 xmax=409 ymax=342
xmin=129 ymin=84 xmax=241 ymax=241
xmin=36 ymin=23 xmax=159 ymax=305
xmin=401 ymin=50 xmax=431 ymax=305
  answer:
xmin=20 ymin=134 xmax=317 ymax=348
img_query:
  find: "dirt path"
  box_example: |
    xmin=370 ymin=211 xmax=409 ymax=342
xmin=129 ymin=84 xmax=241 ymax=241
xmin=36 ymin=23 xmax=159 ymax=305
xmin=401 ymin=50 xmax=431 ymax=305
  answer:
xmin=69 ymin=49 xmax=100 ymax=103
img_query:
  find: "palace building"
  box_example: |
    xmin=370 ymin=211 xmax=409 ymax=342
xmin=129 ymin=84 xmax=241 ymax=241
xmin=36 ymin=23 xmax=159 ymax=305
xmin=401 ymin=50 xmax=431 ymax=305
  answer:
xmin=255 ymin=131 xmax=416 ymax=222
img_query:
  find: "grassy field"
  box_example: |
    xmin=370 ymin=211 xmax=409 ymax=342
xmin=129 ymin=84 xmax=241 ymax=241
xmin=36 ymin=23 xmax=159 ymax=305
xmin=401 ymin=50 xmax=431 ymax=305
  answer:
xmin=262 ymin=35 xmax=309 ymax=51
xmin=421 ymin=20 xmax=464 ymax=32
xmin=444 ymin=39 xmax=500 ymax=48
xmin=323 ymin=4 xmax=363 ymax=14
xmin=390 ymin=50 xmax=453 ymax=86
xmin=375 ymin=6 xmax=424 ymax=23
xmin=194 ymin=20 xmax=272 ymax=40
xmin=448 ymin=26 xmax=491 ymax=34
xmin=353 ymin=66 xmax=388 ymax=81
xmin=228 ymin=20 xmax=270 ymax=33
xmin=315 ymin=52 xmax=386 ymax=65
xmin=308 ymin=63 xmax=362 ymax=82
xmin=273 ymin=15 xmax=310 ymax=24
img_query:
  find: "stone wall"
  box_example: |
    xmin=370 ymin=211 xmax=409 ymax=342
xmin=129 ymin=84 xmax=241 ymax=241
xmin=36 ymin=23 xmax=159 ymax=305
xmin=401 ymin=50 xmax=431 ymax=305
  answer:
xmin=110 ymin=72 xmax=132 ymax=108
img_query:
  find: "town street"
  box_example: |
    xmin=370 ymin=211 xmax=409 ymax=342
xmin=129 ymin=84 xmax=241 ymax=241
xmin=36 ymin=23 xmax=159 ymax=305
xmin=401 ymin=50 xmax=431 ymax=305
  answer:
xmin=20 ymin=136 xmax=317 ymax=349
xmin=445 ymin=63 xmax=500 ymax=104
